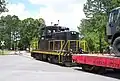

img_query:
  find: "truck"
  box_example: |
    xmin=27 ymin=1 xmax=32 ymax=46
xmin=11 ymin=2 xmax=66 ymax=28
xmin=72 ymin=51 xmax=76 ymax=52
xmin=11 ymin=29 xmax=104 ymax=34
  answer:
xmin=72 ymin=7 xmax=120 ymax=73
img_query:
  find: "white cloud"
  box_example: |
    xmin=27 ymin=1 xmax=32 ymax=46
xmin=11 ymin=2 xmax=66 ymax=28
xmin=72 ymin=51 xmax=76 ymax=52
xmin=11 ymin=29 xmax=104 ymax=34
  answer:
xmin=1 ymin=0 xmax=87 ymax=31
xmin=29 ymin=0 xmax=74 ymax=6
xmin=1 ymin=3 xmax=32 ymax=20
xmin=35 ymin=5 xmax=85 ymax=31
xmin=32 ymin=0 xmax=86 ymax=31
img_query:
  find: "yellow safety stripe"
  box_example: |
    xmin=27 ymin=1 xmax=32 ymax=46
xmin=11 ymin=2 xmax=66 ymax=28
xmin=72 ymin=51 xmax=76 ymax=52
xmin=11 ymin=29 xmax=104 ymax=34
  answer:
xmin=32 ymin=51 xmax=64 ymax=55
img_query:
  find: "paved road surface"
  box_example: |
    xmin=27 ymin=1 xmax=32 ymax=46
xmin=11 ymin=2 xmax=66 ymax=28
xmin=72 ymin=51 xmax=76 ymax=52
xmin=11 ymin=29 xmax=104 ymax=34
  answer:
xmin=0 ymin=54 xmax=120 ymax=81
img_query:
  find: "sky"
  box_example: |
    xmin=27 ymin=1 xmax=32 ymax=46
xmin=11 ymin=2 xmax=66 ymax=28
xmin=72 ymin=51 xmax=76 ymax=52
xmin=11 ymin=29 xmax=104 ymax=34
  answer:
xmin=2 ymin=0 xmax=87 ymax=31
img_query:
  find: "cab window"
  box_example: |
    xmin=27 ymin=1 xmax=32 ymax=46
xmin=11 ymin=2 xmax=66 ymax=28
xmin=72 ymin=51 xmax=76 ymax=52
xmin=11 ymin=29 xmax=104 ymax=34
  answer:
xmin=109 ymin=10 xmax=119 ymax=23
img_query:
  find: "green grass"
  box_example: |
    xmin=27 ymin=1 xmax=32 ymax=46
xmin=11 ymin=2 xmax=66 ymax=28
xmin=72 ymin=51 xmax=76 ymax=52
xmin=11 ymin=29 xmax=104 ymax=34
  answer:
xmin=0 ymin=50 xmax=13 ymax=55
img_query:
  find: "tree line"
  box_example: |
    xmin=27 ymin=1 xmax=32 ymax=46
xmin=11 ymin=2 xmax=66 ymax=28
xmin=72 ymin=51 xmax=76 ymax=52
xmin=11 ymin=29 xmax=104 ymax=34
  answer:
xmin=0 ymin=15 xmax=45 ymax=50
xmin=78 ymin=0 xmax=120 ymax=52
xmin=0 ymin=0 xmax=46 ymax=51
xmin=1 ymin=0 xmax=120 ymax=52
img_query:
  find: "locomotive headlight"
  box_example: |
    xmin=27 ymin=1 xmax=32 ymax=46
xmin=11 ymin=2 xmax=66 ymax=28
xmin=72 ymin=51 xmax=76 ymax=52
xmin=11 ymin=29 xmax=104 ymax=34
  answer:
xmin=67 ymin=54 xmax=70 ymax=56
xmin=64 ymin=53 xmax=67 ymax=56
xmin=67 ymin=53 xmax=70 ymax=56
xmin=71 ymin=32 xmax=74 ymax=34
xmin=71 ymin=32 xmax=76 ymax=34
xmin=64 ymin=53 xmax=71 ymax=56
xmin=74 ymin=32 xmax=76 ymax=34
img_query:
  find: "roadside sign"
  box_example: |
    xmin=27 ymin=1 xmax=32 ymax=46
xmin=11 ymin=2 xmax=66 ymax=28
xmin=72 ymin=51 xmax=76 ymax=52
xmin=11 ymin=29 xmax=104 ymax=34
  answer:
xmin=1 ymin=41 xmax=5 ymax=46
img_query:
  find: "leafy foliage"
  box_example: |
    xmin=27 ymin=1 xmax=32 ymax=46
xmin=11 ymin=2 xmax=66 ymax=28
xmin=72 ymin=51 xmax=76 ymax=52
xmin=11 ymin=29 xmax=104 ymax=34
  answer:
xmin=78 ymin=0 xmax=120 ymax=52
xmin=0 ymin=0 xmax=8 ymax=13
xmin=18 ymin=18 xmax=46 ymax=50
xmin=83 ymin=0 xmax=120 ymax=18
xmin=0 ymin=15 xmax=45 ymax=50
xmin=0 ymin=15 xmax=20 ymax=49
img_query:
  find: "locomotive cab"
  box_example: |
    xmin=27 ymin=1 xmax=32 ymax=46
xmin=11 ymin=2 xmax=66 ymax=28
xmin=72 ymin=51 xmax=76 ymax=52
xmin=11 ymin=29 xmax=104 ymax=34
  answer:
xmin=41 ymin=25 xmax=79 ymax=40
xmin=39 ymin=25 xmax=81 ymax=52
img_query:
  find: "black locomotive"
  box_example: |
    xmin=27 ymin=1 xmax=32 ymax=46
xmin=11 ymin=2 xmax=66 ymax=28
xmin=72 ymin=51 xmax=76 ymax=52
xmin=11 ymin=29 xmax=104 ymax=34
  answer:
xmin=31 ymin=24 xmax=85 ymax=66
xmin=39 ymin=24 xmax=80 ymax=52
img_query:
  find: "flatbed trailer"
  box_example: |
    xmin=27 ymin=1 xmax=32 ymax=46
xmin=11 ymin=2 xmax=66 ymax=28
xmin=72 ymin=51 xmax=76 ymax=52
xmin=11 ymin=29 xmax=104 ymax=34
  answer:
xmin=72 ymin=54 xmax=120 ymax=73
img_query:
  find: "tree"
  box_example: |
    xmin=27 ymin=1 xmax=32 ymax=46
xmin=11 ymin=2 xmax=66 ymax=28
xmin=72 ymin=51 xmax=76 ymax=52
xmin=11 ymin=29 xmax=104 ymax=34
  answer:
xmin=0 ymin=13 xmax=46 ymax=50
xmin=0 ymin=0 xmax=8 ymax=13
xmin=83 ymin=0 xmax=105 ymax=18
xmin=83 ymin=0 xmax=120 ymax=18
xmin=19 ymin=18 xmax=45 ymax=51
xmin=38 ymin=18 xmax=45 ymax=24
xmin=0 ymin=15 xmax=20 ymax=49
xmin=79 ymin=15 xmax=108 ymax=52
xmin=78 ymin=0 xmax=120 ymax=52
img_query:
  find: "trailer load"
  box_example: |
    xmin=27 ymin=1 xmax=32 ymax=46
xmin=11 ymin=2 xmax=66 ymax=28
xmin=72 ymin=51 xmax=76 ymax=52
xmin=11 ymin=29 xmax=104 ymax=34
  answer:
xmin=106 ymin=7 xmax=120 ymax=56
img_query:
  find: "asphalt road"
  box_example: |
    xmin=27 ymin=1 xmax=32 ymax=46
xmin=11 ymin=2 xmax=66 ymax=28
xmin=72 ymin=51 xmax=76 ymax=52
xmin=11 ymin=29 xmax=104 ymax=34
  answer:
xmin=0 ymin=54 xmax=120 ymax=81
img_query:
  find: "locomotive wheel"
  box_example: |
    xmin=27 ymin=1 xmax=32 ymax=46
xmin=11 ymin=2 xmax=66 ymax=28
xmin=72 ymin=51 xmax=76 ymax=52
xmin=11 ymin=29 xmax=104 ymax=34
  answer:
xmin=81 ymin=64 xmax=88 ymax=71
xmin=35 ymin=54 xmax=40 ymax=60
xmin=42 ymin=54 xmax=47 ymax=61
xmin=39 ymin=54 xmax=43 ymax=61
xmin=113 ymin=68 xmax=120 ymax=73
xmin=31 ymin=53 xmax=35 ymax=58
xmin=31 ymin=53 xmax=34 ymax=58
xmin=82 ymin=64 xmax=93 ymax=72
xmin=97 ymin=67 xmax=106 ymax=74
xmin=51 ymin=56 xmax=59 ymax=64
xmin=92 ymin=67 xmax=106 ymax=74
xmin=112 ymin=37 xmax=120 ymax=57
xmin=47 ymin=55 xmax=52 ymax=63
xmin=82 ymin=64 xmax=106 ymax=74
xmin=64 ymin=62 xmax=72 ymax=67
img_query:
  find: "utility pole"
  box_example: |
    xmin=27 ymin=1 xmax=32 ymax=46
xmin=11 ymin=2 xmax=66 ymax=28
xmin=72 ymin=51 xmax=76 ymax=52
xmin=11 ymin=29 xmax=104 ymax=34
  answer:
xmin=1 ymin=41 xmax=5 ymax=55
xmin=11 ymin=32 xmax=13 ymax=50
xmin=0 ymin=24 xmax=6 ymax=54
